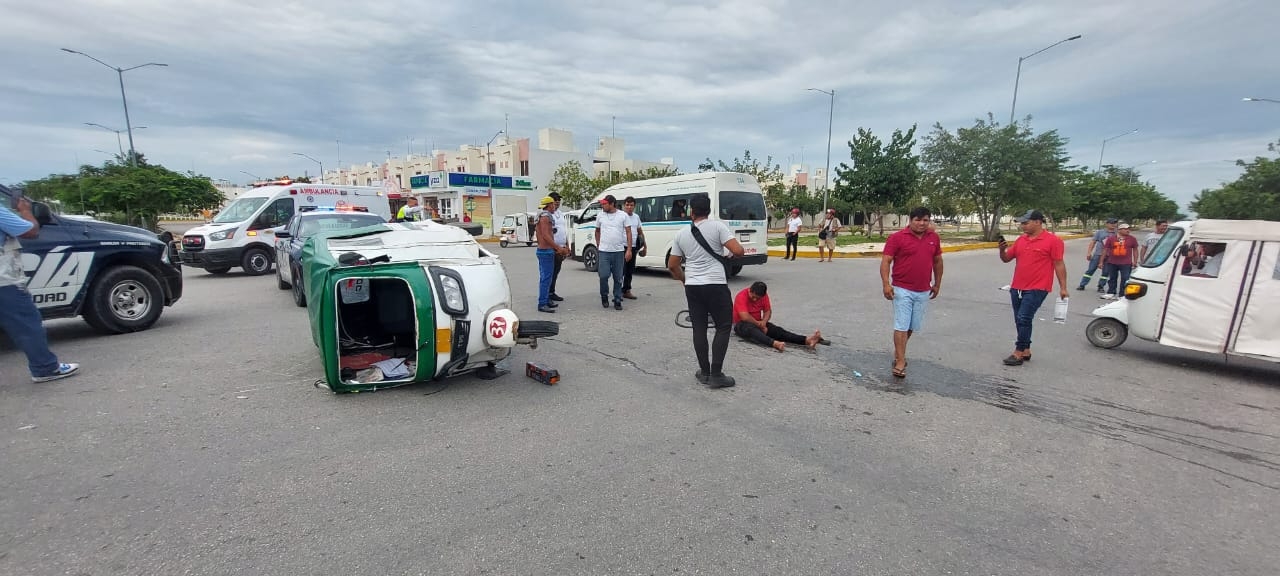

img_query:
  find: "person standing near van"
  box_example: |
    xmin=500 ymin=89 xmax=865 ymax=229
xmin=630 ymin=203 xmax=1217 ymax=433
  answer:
xmin=1100 ymin=223 xmax=1140 ymax=299
xmin=620 ymin=196 xmax=645 ymax=300
xmin=817 ymin=209 xmax=841 ymax=262
xmin=547 ymin=192 xmax=568 ymax=302
xmin=534 ymin=196 xmax=565 ymax=313
xmin=784 ymin=208 xmax=802 ymax=260
xmin=998 ymin=210 xmax=1068 ymax=366
xmin=668 ymin=196 xmax=745 ymax=388
xmin=1077 ymin=218 xmax=1117 ymax=292
xmin=594 ymin=195 xmax=632 ymax=310
xmin=0 ymin=197 xmax=80 ymax=383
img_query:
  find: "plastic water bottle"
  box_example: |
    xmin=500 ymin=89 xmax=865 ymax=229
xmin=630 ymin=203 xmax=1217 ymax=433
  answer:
xmin=1053 ymin=297 xmax=1069 ymax=324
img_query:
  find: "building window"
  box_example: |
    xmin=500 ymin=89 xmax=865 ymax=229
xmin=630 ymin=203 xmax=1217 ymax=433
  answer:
xmin=520 ymin=160 xmax=529 ymax=176
xmin=488 ymin=162 xmax=496 ymax=175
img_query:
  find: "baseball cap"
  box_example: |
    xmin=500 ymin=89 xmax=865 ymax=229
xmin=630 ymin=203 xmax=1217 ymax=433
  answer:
xmin=539 ymin=196 xmax=555 ymax=207
xmin=1015 ymin=210 xmax=1045 ymax=223
xmin=791 ymin=208 xmax=800 ymax=214
xmin=1106 ymin=217 xmax=1119 ymax=224
xmin=1118 ymin=223 xmax=1131 ymax=229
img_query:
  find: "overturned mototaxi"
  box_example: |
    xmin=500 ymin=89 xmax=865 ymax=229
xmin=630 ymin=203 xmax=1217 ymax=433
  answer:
xmin=302 ymin=221 xmax=558 ymax=393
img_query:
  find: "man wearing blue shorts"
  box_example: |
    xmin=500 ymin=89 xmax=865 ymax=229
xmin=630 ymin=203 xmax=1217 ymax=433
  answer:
xmin=880 ymin=207 xmax=943 ymax=378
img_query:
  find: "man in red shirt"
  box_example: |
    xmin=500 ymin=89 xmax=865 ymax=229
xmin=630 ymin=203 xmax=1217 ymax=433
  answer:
xmin=732 ymin=281 xmax=822 ymax=352
xmin=998 ymin=210 xmax=1069 ymax=366
xmin=880 ymin=207 xmax=944 ymax=378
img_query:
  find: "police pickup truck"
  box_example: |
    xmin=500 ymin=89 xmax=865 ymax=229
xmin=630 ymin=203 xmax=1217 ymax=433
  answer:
xmin=2 ymin=184 xmax=183 ymax=334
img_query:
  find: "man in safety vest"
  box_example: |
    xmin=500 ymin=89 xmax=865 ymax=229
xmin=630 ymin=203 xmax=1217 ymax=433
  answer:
xmin=396 ymin=197 xmax=423 ymax=222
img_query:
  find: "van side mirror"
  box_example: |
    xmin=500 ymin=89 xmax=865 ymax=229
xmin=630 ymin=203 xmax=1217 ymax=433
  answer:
xmin=31 ymin=202 xmax=54 ymax=225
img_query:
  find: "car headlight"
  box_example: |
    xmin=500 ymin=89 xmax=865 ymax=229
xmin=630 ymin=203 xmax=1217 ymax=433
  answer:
xmin=429 ymin=266 xmax=468 ymax=316
xmin=209 ymin=229 xmax=234 ymax=241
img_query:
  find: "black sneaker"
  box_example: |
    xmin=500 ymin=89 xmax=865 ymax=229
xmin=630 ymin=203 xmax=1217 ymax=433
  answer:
xmin=602 ymin=298 xmax=609 ymax=308
xmin=1075 ymin=285 xmax=1086 ymax=291
xmin=614 ymin=301 xmax=623 ymax=310
xmin=1002 ymin=354 xmax=1024 ymax=366
xmin=538 ymin=305 xmax=556 ymax=313
xmin=549 ymin=293 xmax=564 ymax=302
xmin=706 ymin=373 xmax=736 ymax=388
xmin=695 ymin=370 xmax=709 ymax=384
xmin=546 ymin=301 xmax=558 ymax=308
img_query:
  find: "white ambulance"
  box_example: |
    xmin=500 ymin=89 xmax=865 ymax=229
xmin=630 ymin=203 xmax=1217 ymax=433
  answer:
xmin=179 ymin=180 xmax=392 ymax=275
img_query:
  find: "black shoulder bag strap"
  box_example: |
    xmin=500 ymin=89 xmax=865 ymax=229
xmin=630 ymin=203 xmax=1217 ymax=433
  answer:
xmin=689 ymin=220 xmax=730 ymax=270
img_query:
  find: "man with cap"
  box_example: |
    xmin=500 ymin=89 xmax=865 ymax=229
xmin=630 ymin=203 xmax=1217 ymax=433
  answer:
xmin=817 ymin=208 xmax=841 ymax=262
xmin=1077 ymin=217 xmax=1118 ymax=292
xmin=998 ymin=210 xmax=1068 ymax=366
xmin=534 ymin=195 xmax=567 ymax=313
xmin=547 ymin=192 xmax=568 ymax=302
xmin=1099 ymin=222 xmax=1139 ymax=299
xmin=784 ymin=208 xmax=803 ymax=260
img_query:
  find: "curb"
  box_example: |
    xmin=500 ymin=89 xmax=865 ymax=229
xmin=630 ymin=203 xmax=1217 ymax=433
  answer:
xmin=764 ymin=233 xmax=1091 ymax=259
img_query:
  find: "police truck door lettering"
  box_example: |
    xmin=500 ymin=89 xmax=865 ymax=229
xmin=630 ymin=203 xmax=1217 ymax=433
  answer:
xmin=21 ymin=247 xmax=95 ymax=307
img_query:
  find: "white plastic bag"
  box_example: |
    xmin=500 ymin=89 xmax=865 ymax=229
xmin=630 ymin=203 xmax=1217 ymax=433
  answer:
xmin=1053 ymin=297 xmax=1069 ymax=324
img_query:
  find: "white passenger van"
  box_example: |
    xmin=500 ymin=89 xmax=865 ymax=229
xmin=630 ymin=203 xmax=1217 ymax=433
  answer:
xmin=179 ymin=180 xmax=392 ymax=275
xmin=569 ymin=172 xmax=768 ymax=277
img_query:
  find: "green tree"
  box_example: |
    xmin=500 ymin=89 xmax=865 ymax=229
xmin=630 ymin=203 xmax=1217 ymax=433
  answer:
xmin=546 ymin=161 xmax=602 ymax=209
xmin=1066 ymin=166 xmax=1179 ymax=227
xmin=698 ymin=150 xmax=784 ymax=187
xmin=1189 ymin=140 xmax=1280 ymax=221
xmin=832 ymin=125 xmax=920 ymax=235
xmin=22 ymin=155 xmax=223 ymax=230
xmin=919 ymin=115 xmax=1069 ymax=240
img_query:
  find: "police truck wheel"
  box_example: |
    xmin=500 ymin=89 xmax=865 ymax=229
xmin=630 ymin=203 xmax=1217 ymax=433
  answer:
xmin=207 ymin=267 xmax=231 ymax=275
xmin=291 ymin=264 xmax=307 ymax=307
xmin=83 ymin=266 xmax=164 ymax=334
xmin=241 ymin=248 xmax=272 ymax=276
xmin=1086 ymin=318 xmax=1128 ymax=349
xmin=583 ymin=245 xmax=598 ymax=272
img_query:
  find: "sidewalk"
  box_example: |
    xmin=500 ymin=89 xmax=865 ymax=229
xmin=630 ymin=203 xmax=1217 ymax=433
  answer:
xmin=766 ymin=233 xmax=1089 ymax=259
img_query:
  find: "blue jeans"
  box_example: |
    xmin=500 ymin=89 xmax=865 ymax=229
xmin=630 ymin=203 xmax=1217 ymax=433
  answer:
xmin=0 ymin=284 xmax=60 ymax=377
xmin=598 ymin=250 xmax=624 ymax=303
xmin=1010 ymin=289 xmax=1049 ymax=352
xmin=1103 ymin=263 xmax=1131 ymax=296
xmin=536 ymin=248 xmax=555 ymax=307
xmin=1078 ymin=254 xmax=1107 ymax=290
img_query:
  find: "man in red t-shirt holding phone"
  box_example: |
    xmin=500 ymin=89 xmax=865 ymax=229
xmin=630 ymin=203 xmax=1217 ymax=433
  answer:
xmin=998 ymin=210 xmax=1069 ymax=366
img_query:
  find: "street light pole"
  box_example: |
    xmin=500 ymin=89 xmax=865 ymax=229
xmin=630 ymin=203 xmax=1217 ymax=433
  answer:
xmin=1098 ymin=129 xmax=1139 ymax=171
xmin=807 ymin=88 xmax=835 ymax=212
xmin=293 ymin=153 xmax=324 ymax=184
xmin=62 ymin=48 xmax=168 ymax=167
xmin=1242 ymin=97 xmax=1280 ymax=104
xmin=1009 ymin=34 xmax=1082 ymax=125
xmin=86 ymin=123 xmax=146 ymax=158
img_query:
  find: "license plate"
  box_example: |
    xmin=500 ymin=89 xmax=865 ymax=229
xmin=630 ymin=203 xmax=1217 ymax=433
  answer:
xmin=739 ymin=233 xmax=750 ymax=242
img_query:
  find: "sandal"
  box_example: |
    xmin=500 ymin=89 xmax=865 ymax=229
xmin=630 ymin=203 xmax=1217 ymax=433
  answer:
xmin=891 ymin=361 xmax=906 ymax=378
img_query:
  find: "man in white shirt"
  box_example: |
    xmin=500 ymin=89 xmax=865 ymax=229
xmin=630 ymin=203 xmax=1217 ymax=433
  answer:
xmin=668 ymin=195 xmax=745 ymax=388
xmin=785 ymin=208 xmax=802 ymax=260
xmin=548 ymin=192 xmax=568 ymax=302
xmin=620 ymin=196 xmax=646 ymax=299
xmin=594 ymin=194 xmax=632 ymax=310
xmin=1139 ymin=219 xmax=1168 ymax=264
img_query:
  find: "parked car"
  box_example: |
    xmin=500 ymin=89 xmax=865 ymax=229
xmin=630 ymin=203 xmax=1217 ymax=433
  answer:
xmin=274 ymin=210 xmax=386 ymax=306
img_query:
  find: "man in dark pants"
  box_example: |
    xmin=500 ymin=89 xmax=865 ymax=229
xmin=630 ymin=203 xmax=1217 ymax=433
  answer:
xmin=668 ymin=196 xmax=744 ymax=388
xmin=998 ymin=210 xmax=1069 ymax=366
xmin=0 ymin=195 xmax=80 ymax=383
xmin=547 ymin=192 xmax=567 ymax=302
xmin=732 ymin=281 xmax=821 ymax=352
xmin=620 ymin=196 xmax=646 ymax=299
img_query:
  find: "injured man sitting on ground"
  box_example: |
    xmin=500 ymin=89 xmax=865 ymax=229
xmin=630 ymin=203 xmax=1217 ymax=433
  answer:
xmin=732 ymin=281 xmax=824 ymax=352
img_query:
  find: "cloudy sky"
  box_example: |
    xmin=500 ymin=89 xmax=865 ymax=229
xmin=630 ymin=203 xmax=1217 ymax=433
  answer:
xmin=1 ymin=0 xmax=1276 ymax=210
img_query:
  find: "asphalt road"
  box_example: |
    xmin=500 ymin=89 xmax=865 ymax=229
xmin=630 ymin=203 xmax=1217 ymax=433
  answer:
xmin=3 ymin=238 xmax=1277 ymax=576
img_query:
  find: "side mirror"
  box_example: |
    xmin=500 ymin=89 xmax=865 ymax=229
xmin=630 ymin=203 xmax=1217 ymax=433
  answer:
xmin=31 ymin=202 xmax=54 ymax=225
xmin=275 ymin=231 xmax=291 ymax=239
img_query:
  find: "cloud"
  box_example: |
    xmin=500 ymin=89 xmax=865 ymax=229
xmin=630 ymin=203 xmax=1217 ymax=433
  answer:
xmin=1 ymin=0 xmax=1276 ymax=210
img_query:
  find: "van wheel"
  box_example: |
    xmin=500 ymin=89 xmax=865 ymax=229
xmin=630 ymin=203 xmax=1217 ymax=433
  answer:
xmin=207 ymin=267 xmax=231 ymax=275
xmin=83 ymin=266 xmax=164 ymax=334
xmin=242 ymin=248 xmax=272 ymax=276
xmin=500 ymin=240 xmax=509 ymax=248
xmin=526 ymin=242 xmax=534 ymax=247
xmin=729 ymin=265 xmax=743 ymax=278
xmin=583 ymin=245 xmax=598 ymax=272
xmin=291 ymin=264 xmax=307 ymax=307
xmin=516 ymin=320 xmax=559 ymax=338
xmin=1086 ymin=318 xmax=1128 ymax=349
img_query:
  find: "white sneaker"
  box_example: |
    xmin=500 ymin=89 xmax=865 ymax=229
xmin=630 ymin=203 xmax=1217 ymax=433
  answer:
xmin=32 ymin=363 xmax=80 ymax=383
xmin=1099 ymin=294 xmax=1116 ymax=300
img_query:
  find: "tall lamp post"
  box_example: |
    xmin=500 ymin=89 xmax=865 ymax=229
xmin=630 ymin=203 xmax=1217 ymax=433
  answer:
xmin=807 ymin=88 xmax=835 ymax=212
xmin=61 ymin=48 xmax=167 ymax=167
xmin=85 ymin=122 xmax=146 ymax=158
xmin=293 ymin=153 xmax=324 ymax=184
xmin=1243 ymin=97 xmax=1280 ymax=104
xmin=1009 ymin=34 xmax=1082 ymax=125
xmin=1098 ymin=129 xmax=1139 ymax=171
xmin=240 ymin=170 xmax=262 ymax=183
xmin=482 ymin=130 xmax=504 ymax=226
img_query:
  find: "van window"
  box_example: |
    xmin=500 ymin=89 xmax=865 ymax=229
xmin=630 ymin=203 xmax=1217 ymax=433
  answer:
xmin=212 ymin=197 xmax=268 ymax=224
xmin=578 ymin=203 xmax=600 ymax=224
xmin=250 ymin=198 xmax=294 ymax=230
xmin=719 ymin=191 xmax=766 ymax=221
xmin=1181 ymin=242 xmax=1227 ymax=278
xmin=1140 ymin=228 xmax=1184 ymax=268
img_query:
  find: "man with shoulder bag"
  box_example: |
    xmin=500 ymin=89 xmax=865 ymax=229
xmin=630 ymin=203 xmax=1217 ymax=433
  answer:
xmin=668 ymin=196 xmax=745 ymax=388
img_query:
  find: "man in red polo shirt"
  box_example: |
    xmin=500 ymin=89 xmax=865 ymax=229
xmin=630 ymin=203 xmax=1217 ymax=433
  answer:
xmin=997 ymin=210 xmax=1069 ymax=366
xmin=880 ymin=207 xmax=944 ymax=378
xmin=732 ymin=281 xmax=822 ymax=352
